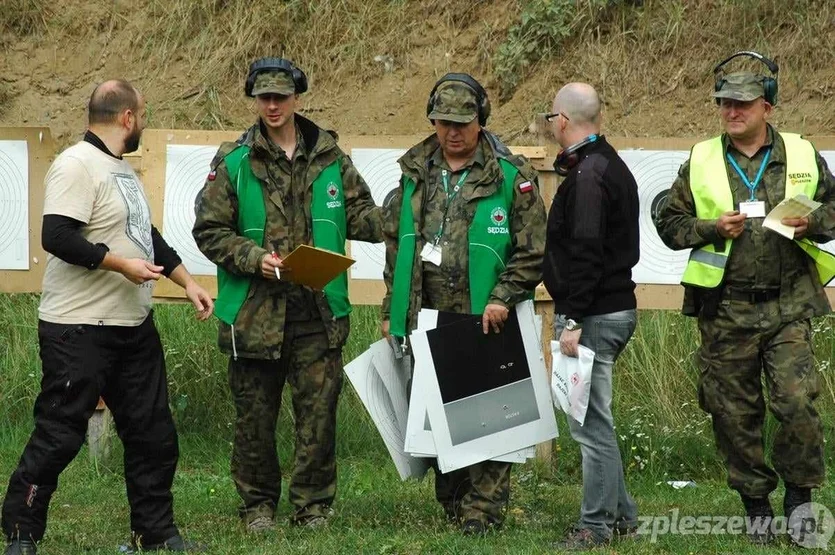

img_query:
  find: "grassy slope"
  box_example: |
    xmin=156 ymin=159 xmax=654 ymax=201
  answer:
xmin=1 ymin=1 xmax=833 ymax=146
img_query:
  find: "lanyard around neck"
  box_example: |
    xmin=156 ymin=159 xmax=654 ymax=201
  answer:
xmin=726 ymin=147 xmax=771 ymax=201
xmin=434 ymin=168 xmax=470 ymax=244
xmin=441 ymin=168 xmax=469 ymax=200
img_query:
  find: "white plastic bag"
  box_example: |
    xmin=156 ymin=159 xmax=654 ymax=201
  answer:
xmin=550 ymin=341 xmax=594 ymax=426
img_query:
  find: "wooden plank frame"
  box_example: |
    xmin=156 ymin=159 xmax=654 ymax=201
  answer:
xmin=5 ymin=128 xmax=835 ymax=309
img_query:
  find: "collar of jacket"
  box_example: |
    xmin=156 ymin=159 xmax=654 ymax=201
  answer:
xmin=720 ymin=123 xmax=785 ymax=166
xmin=235 ymin=115 xmax=341 ymax=188
xmin=397 ymin=130 xmax=508 ymax=201
xmin=238 ymin=114 xmax=339 ymax=162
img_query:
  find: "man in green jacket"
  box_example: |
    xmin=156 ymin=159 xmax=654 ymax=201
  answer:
xmin=193 ymin=57 xmax=381 ymax=531
xmin=655 ymin=51 xmax=835 ymax=546
xmin=381 ymin=73 xmax=546 ymax=535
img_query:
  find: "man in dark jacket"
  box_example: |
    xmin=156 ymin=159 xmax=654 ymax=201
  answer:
xmin=192 ymin=58 xmax=381 ymax=532
xmin=542 ymin=82 xmax=641 ymax=549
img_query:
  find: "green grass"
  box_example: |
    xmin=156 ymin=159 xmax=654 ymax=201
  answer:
xmin=1 ymin=294 xmax=834 ymax=553
xmin=0 ymin=432 xmax=832 ymax=554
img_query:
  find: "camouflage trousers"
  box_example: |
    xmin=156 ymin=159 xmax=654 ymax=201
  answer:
xmin=434 ymin=460 xmax=511 ymax=526
xmin=697 ymin=297 xmax=824 ymax=497
xmin=228 ymin=320 xmax=344 ymax=525
xmin=403 ymin=345 xmax=511 ymax=526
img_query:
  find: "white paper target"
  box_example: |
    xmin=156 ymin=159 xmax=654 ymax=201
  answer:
xmin=0 ymin=140 xmax=29 ymax=269
xmin=620 ymin=150 xmax=691 ymax=284
xmin=163 ymin=145 xmax=220 ymax=276
xmin=350 ymin=148 xmax=407 ymax=280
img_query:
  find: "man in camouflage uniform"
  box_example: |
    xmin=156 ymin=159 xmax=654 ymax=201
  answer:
xmin=655 ymin=54 xmax=835 ymax=545
xmin=192 ymin=58 xmax=381 ymax=531
xmin=381 ymin=73 xmax=546 ymax=535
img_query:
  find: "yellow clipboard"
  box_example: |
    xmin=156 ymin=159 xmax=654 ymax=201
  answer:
xmin=281 ymin=245 xmax=355 ymax=290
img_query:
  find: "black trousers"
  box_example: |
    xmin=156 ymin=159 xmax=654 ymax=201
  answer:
xmin=1 ymin=313 xmax=179 ymax=544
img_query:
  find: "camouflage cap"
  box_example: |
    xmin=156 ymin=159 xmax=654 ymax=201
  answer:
xmin=252 ymin=70 xmax=295 ymax=96
xmin=428 ymin=81 xmax=479 ymax=123
xmin=712 ymin=72 xmax=765 ymax=102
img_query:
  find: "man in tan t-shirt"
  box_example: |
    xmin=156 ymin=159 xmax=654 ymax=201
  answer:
xmin=2 ymin=80 xmax=212 ymax=555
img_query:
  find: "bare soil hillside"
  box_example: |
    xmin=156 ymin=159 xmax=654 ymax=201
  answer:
xmin=1 ymin=0 xmax=833 ymax=149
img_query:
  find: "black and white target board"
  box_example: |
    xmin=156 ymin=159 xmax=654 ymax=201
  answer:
xmin=0 ymin=141 xmax=29 ymax=269
xmin=350 ymin=148 xmax=407 ymax=280
xmin=620 ymin=149 xmax=691 ymax=284
xmin=163 ymin=145 xmax=219 ymax=276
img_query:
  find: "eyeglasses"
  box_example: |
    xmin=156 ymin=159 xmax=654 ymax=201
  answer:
xmin=544 ymin=112 xmax=569 ymax=122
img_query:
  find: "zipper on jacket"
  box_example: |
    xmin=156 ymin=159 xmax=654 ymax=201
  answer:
xmin=231 ymin=324 xmax=238 ymax=361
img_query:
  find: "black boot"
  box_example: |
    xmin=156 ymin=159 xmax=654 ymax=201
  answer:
xmin=126 ymin=534 xmax=206 ymax=553
xmin=785 ymin=484 xmax=816 ymax=547
xmin=741 ymin=494 xmax=774 ymax=545
xmin=4 ymin=539 xmax=37 ymax=555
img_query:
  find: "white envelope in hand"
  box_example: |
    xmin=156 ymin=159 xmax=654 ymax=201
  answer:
xmin=550 ymin=342 xmax=595 ymax=426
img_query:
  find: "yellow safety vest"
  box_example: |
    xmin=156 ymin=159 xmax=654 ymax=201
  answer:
xmin=682 ymin=133 xmax=835 ymax=288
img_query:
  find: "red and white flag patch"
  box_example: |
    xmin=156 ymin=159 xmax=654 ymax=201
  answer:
xmin=207 ymin=169 xmax=217 ymax=181
xmin=518 ymin=180 xmax=533 ymax=193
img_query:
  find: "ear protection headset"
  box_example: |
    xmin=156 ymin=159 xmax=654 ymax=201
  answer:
xmin=713 ymin=50 xmax=779 ymax=106
xmin=426 ymin=73 xmax=491 ymax=126
xmin=554 ymin=134 xmax=599 ymax=176
xmin=244 ymin=57 xmax=308 ymax=97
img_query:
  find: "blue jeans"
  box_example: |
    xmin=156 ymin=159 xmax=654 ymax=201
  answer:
xmin=555 ymin=309 xmax=638 ymax=540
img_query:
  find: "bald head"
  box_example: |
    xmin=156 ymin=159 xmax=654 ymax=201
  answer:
xmin=88 ymin=80 xmax=140 ymax=125
xmin=553 ymin=83 xmax=601 ymax=127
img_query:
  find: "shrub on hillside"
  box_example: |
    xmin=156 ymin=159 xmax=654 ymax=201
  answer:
xmin=493 ymin=0 xmax=625 ymax=99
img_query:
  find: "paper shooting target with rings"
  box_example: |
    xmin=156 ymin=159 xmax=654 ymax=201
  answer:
xmin=350 ymin=148 xmax=406 ymax=280
xmin=619 ymin=150 xmax=691 ymax=284
xmin=163 ymin=144 xmax=219 ymax=276
xmin=0 ymin=141 xmax=29 ymax=269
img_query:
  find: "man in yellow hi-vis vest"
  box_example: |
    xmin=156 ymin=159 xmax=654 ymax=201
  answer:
xmin=656 ymin=51 xmax=835 ymax=547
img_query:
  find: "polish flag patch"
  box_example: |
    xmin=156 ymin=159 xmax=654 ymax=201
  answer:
xmin=207 ymin=169 xmax=217 ymax=181
xmin=518 ymin=180 xmax=533 ymax=193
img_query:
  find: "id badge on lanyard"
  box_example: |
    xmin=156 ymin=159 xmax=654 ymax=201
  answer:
xmin=728 ymin=148 xmax=771 ymax=218
xmin=420 ymin=169 xmax=470 ymax=266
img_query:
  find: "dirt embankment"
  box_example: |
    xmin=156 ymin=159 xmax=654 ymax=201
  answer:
xmin=1 ymin=0 xmax=833 ymax=149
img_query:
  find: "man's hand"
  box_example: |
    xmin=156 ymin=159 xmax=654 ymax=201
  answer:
xmin=559 ymin=327 xmax=582 ymax=358
xmin=382 ymin=319 xmax=391 ymax=340
xmin=260 ymin=252 xmax=288 ymax=280
xmin=716 ymin=210 xmax=747 ymax=239
xmin=185 ymin=281 xmax=214 ymax=321
xmin=120 ymin=258 xmax=164 ymax=284
xmin=482 ymin=304 xmax=509 ymax=334
xmin=781 ymin=216 xmax=809 ymax=239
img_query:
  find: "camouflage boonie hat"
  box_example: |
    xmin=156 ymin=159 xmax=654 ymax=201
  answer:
xmin=712 ymin=72 xmax=765 ymax=102
xmin=428 ymin=81 xmax=479 ymax=123
xmin=252 ymin=70 xmax=295 ymax=96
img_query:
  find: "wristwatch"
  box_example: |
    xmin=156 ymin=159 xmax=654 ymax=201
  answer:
xmin=565 ymin=318 xmax=583 ymax=331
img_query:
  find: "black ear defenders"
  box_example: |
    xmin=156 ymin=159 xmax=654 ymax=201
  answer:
xmin=554 ymin=134 xmax=599 ymax=176
xmin=426 ymin=72 xmax=491 ymax=126
xmin=713 ymin=50 xmax=779 ymax=106
xmin=244 ymin=57 xmax=308 ymax=97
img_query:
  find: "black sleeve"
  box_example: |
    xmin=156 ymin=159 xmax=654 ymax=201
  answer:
xmin=151 ymin=226 xmax=183 ymax=278
xmin=563 ymin=158 xmax=608 ymax=321
xmin=42 ymin=215 xmax=109 ymax=270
